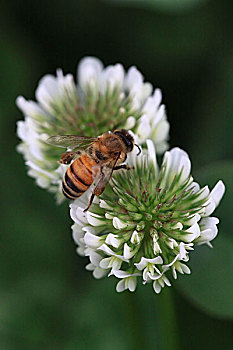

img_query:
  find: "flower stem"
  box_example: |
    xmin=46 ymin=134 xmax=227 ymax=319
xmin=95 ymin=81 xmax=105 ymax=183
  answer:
xmin=123 ymin=292 xmax=146 ymax=350
xmin=123 ymin=288 xmax=179 ymax=350
xmin=157 ymin=288 xmax=180 ymax=350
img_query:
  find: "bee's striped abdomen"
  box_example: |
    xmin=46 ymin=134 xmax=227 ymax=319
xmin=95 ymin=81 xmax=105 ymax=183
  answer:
xmin=62 ymin=155 xmax=98 ymax=200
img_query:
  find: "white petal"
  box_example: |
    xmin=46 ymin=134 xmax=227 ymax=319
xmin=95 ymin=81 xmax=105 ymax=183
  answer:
xmin=124 ymin=116 xmax=136 ymax=129
xmin=195 ymin=217 xmax=219 ymax=245
xmin=136 ymin=116 xmax=151 ymax=141
xmin=130 ymin=96 xmax=141 ymax=111
xmin=35 ymin=71 xmax=74 ymax=114
xmin=151 ymin=104 xmax=166 ymax=128
xmin=159 ymin=277 xmax=166 ymax=288
xmin=202 ymin=197 xmax=216 ymax=217
xmin=16 ymin=120 xmax=26 ymax=141
xmin=186 ymin=181 xmax=200 ymax=193
xmin=125 ymin=66 xmax=143 ymax=92
xmin=210 ymin=180 xmax=225 ymax=208
xmin=172 ymin=267 xmax=178 ymax=279
xmin=85 ymin=263 xmax=95 ymax=271
xmin=113 ymin=217 xmax=128 ymax=230
xmin=162 ymin=147 xmax=191 ymax=188
xmin=88 ymin=251 xmax=103 ymax=267
xmin=196 ymin=229 xmax=213 ymax=243
xmin=116 ymin=279 xmax=125 ymax=292
xmin=111 ymin=258 xmax=122 ymax=270
xmin=163 ymin=276 xmax=171 ymax=286
xmin=162 ymin=255 xmax=179 ymax=269
xmin=147 ymin=256 xmax=163 ymax=264
xmin=72 ymin=223 xmax=85 ymax=245
xmin=99 ymin=257 xmax=111 ymax=269
xmin=153 ymin=281 xmax=162 ymax=294
xmin=128 ymin=277 xmax=137 ymax=292
xmin=125 ymin=66 xmax=152 ymax=105
xmin=153 ymin=89 xmax=162 ymax=107
xmin=86 ymin=212 xmax=104 ymax=226
xmin=173 ymin=222 xmax=183 ymax=230
xmin=179 ymin=242 xmax=187 ymax=260
xmin=98 ymin=244 xmax=127 ymax=262
xmin=175 ymin=261 xmax=191 ymax=275
xmin=155 ymin=140 xmax=169 ymax=154
xmin=123 ymin=243 xmax=136 ymax=259
xmin=105 ymin=213 xmax=114 ymax=220
xmin=78 ymin=56 xmax=103 ymax=90
xmin=123 ymin=243 xmax=132 ymax=259
xmin=35 ymin=74 xmax=59 ymax=105
xmin=130 ymin=230 xmax=140 ymax=244
xmin=84 ymin=232 xmax=103 ymax=249
xmin=183 ymin=222 xmax=200 ymax=242
xmin=105 ymin=233 xmax=122 ymax=248
xmin=82 ymin=226 xmax=101 ymax=235
xmin=201 ymin=216 xmax=219 ymax=227
xmin=142 ymin=82 xmax=153 ymax=101
xmin=93 ymin=267 xmax=108 ymax=279
xmin=181 ymin=263 xmax=191 ymax=274
xmin=135 ymin=256 xmax=163 ymax=270
xmin=26 ymin=160 xmax=58 ymax=180
xmin=152 ymin=118 xmax=170 ymax=145
xmin=165 ymin=238 xmax=178 ymax=250
xmin=98 ymin=244 xmax=115 ymax=256
xmin=134 ymin=258 xmax=147 ymax=270
xmin=146 ymin=139 xmax=158 ymax=173
xmin=142 ymin=89 xmax=162 ymax=119
xmin=196 ymin=186 xmax=210 ymax=202
xmin=99 ymin=200 xmax=112 ymax=210
xmin=16 ymin=96 xmax=49 ymax=121
xmin=101 ymin=64 xmax=125 ymax=93
xmin=185 ymin=213 xmax=201 ymax=226
xmin=77 ymin=246 xmax=85 ymax=256
xmin=111 ymin=269 xmax=140 ymax=279
xmin=70 ymin=205 xmax=88 ymax=226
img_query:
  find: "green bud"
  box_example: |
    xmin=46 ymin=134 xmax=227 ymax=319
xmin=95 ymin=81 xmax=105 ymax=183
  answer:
xmin=136 ymin=221 xmax=146 ymax=231
xmin=118 ymin=198 xmax=138 ymax=212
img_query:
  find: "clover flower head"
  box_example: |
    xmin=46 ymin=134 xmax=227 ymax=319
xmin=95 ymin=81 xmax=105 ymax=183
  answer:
xmin=70 ymin=141 xmax=225 ymax=293
xmin=16 ymin=57 xmax=169 ymax=202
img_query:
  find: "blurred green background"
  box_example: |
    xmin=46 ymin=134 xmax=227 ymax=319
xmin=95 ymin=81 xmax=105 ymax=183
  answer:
xmin=1 ymin=0 xmax=233 ymax=349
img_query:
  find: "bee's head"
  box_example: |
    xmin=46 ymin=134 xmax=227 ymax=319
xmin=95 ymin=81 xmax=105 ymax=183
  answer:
xmin=113 ymin=129 xmax=141 ymax=155
xmin=113 ymin=129 xmax=134 ymax=153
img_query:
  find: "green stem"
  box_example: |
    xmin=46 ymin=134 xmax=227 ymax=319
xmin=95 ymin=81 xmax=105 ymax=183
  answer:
xmin=123 ymin=287 xmax=179 ymax=350
xmin=123 ymin=292 xmax=145 ymax=350
xmin=157 ymin=288 xmax=180 ymax=350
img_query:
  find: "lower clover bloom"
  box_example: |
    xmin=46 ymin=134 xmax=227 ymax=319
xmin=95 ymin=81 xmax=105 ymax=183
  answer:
xmin=70 ymin=141 xmax=225 ymax=293
xmin=16 ymin=57 xmax=169 ymax=203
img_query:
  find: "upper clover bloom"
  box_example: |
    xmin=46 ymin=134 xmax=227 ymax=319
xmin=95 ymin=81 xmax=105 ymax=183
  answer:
xmin=70 ymin=141 xmax=225 ymax=293
xmin=16 ymin=57 xmax=169 ymax=203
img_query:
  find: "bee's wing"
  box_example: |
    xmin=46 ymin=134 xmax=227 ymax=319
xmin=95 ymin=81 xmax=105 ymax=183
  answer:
xmin=84 ymin=154 xmax=121 ymax=211
xmin=46 ymin=135 xmax=98 ymax=150
xmin=95 ymin=156 xmax=120 ymax=189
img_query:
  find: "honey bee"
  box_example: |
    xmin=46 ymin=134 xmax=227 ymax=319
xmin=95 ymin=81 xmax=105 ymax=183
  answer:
xmin=47 ymin=129 xmax=141 ymax=212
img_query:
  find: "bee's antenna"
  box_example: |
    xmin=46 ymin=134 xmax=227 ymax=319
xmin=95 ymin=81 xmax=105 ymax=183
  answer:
xmin=135 ymin=144 xmax=141 ymax=156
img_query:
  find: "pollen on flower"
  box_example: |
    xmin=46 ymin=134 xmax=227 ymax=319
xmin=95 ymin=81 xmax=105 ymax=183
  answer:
xmin=70 ymin=141 xmax=225 ymax=294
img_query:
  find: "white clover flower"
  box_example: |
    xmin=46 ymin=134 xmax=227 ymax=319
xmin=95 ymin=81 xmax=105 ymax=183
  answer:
xmin=70 ymin=141 xmax=225 ymax=294
xmin=16 ymin=57 xmax=169 ymax=202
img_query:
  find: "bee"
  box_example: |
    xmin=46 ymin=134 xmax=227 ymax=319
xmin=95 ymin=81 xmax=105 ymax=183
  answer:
xmin=47 ymin=129 xmax=141 ymax=212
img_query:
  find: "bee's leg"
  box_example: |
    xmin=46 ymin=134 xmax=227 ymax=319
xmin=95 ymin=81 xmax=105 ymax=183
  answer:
xmin=59 ymin=150 xmax=82 ymax=164
xmin=83 ymin=193 xmax=96 ymax=212
xmin=113 ymin=164 xmax=134 ymax=171
xmin=83 ymin=172 xmax=106 ymax=212
xmin=84 ymin=155 xmax=122 ymax=212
